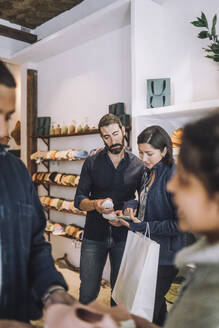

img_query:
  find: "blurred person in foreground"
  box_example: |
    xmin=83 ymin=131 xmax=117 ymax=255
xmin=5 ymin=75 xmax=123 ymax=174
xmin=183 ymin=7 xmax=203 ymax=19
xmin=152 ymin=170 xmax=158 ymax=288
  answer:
xmin=0 ymin=60 xmax=74 ymax=328
xmin=46 ymin=109 xmax=219 ymax=328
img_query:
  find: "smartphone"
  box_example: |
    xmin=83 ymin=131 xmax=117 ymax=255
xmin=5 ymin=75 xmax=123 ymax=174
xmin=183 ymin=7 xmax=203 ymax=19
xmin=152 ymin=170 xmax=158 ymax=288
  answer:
xmin=117 ymin=215 xmax=132 ymax=222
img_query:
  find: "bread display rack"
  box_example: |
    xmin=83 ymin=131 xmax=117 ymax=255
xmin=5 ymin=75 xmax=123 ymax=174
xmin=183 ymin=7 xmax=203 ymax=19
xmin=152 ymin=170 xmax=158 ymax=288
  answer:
xmin=32 ymin=130 xmax=99 ymax=237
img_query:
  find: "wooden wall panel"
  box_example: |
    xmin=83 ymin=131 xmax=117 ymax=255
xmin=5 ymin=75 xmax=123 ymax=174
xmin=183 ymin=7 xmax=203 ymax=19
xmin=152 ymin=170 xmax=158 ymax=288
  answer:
xmin=27 ymin=69 xmax=37 ymax=175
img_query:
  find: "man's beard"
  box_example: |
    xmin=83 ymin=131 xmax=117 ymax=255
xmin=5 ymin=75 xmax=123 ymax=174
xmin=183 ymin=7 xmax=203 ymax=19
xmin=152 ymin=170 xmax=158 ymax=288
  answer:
xmin=104 ymin=137 xmax=125 ymax=154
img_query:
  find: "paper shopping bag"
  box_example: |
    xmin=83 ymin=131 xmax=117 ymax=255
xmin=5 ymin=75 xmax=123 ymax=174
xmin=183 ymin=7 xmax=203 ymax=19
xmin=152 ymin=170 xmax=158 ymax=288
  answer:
xmin=112 ymin=230 xmax=160 ymax=320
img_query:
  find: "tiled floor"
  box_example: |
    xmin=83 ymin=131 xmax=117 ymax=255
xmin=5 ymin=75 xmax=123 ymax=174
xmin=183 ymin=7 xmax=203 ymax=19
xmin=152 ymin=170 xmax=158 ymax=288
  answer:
xmin=56 ymin=262 xmax=111 ymax=305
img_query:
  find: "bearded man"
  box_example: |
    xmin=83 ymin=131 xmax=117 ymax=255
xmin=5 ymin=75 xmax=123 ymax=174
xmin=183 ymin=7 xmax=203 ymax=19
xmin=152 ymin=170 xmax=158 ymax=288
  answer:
xmin=75 ymin=113 xmax=145 ymax=305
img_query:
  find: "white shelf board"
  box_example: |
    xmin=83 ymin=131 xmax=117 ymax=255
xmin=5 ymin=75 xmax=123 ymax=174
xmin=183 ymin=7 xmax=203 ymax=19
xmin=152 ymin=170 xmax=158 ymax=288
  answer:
xmin=9 ymin=0 xmax=131 ymax=64
xmin=132 ymin=99 xmax=219 ymax=155
xmin=134 ymin=99 xmax=219 ymax=120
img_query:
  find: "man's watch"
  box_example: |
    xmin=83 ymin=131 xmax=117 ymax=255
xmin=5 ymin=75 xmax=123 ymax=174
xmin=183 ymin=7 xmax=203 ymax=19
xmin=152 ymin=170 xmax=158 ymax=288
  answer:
xmin=42 ymin=285 xmax=66 ymax=305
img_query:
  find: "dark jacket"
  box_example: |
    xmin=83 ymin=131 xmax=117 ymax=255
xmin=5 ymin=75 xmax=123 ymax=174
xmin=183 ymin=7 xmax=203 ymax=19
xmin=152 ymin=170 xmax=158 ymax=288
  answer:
xmin=75 ymin=148 xmax=145 ymax=242
xmin=0 ymin=149 xmax=67 ymax=322
xmin=128 ymin=161 xmax=187 ymax=265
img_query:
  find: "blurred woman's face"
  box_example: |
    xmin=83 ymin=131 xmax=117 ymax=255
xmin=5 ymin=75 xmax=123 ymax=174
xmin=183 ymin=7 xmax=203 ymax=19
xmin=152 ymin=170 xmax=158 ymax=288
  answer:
xmin=167 ymin=162 xmax=219 ymax=241
xmin=138 ymin=143 xmax=167 ymax=169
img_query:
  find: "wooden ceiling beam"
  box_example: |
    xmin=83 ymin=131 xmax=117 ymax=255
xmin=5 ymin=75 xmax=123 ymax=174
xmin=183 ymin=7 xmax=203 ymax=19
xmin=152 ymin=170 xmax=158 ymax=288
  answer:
xmin=0 ymin=24 xmax=37 ymax=44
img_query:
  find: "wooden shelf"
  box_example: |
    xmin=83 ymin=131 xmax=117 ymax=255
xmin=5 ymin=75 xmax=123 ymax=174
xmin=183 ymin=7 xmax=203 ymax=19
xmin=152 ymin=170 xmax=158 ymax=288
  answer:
xmin=46 ymin=230 xmax=82 ymax=241
xmin=34 ymin=180 xmax=78 ymax=188
xmin=34 ymin=126 xmax=131 ymax=139
xmin=33 ymin=158 xmax=86 ymax=162
xmin=34 ymin=129 xmax=99 ymax=138
xmin=43 ymin=205 xmax=86 ymax=217
xmin=46 ymin=220 xmax=84 ymax=241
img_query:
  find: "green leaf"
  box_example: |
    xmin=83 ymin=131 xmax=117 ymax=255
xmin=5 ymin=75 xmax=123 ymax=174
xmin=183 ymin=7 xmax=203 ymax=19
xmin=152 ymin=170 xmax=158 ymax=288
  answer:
xmin=198 ymin=31 xmax=209 ymax=39
xmin=211 ymin=43 xmax=219 ymax=54
xmin=204 ymin=48 xmax=213 ymax=52
xmin=212 ymin=14 xmax=217 ymax=27
xmin=211 ymin=14 xmax=217 ymax=37
xmin=206 ymin=54 xmax=219 ymax=62
xmin=206 ymin=55 xmax=214 ymax=59
xmin=201 ymin=12 xmax=208 ymax=28
xmin=191 ymin=20 xmax=206 ymax=28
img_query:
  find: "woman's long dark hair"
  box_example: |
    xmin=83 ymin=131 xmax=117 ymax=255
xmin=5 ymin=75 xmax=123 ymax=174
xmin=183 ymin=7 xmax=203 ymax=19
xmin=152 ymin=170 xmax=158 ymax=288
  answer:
xmin=179 ymin=109 xmax=219 ymax=196
xmin=137 ymin=125 xmax=174 ymax=167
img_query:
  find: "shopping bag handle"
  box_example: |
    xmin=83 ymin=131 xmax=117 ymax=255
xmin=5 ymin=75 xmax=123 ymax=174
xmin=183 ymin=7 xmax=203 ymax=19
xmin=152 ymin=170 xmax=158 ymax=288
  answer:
xmin=135 ymin=222 xmax=151 ymax=239
xmin=144 ymin=222 xmax=150 ymax=238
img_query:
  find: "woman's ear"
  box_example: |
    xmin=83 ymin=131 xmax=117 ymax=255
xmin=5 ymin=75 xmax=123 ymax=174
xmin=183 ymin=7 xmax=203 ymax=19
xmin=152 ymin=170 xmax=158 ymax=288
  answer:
xmin=161 ymin=146 xmax=167 ymax=158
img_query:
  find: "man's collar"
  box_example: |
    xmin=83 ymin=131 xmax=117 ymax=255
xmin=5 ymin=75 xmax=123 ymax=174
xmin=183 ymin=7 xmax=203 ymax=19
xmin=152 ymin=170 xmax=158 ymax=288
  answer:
xmin=0 ymin=143 xmax=9 ymax=156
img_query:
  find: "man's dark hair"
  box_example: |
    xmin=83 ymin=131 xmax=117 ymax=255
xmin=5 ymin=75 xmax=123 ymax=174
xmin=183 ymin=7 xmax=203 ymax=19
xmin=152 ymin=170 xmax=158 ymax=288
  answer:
xmin=179 ymin=109 xmax=219 ymax=196
xmin=137 ymin=125 xmax=174 ymax=167
xmin=98 ymin=114 xmax=123 ymax=132
xmin=0 ymin=60 xmax=16 ymax=88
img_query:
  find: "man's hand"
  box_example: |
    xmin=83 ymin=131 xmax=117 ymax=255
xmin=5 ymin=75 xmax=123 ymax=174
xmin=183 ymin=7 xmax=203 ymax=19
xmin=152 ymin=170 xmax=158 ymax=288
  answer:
xmin=94 ymin=198 xmax=114 ymax=214
xmin=109 ymin=218 xmax=123 ymax=227
xmin=124 ymin=207 xmax=137 ymax=218
xmin=125 ymin=208 xmax=140 ymax=223
xmin=44 ymin=290 xmax=76 ymax=310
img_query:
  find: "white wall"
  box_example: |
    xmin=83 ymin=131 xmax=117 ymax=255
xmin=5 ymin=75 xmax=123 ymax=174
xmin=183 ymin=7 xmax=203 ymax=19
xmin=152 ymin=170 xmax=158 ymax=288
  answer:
xmin=132 ymin=0 xmax=219 ymax=117
xmin=37 ymin=25 xmax=131 ymax=134
xmin=36 ymin=26 xmax=131 ymax=279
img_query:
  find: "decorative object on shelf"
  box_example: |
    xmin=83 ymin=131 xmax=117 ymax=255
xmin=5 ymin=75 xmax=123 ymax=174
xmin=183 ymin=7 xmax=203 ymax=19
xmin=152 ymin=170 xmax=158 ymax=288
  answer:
xmin=40 ymin=196 xmax=86 ymax=216
xmin=76 ymin=124 xmax=83 ymax=133
xmin=50 ymin=125 xmax=55 ymax=135
xmin=61 ymin=123 xmax=68 ymax=135
xmin=147 ymin=78 xmax=170 ymax=108
xmin=34 ymin=127 xmax=99 ymax=138
xmin=108 ymin=102 xmax=131 ymax=128
xmin=109 ymin=102 xmax=125 ymax=115
xmin=171 ymin=128 xmax=184 ymax=148
xmin=35 ymin=117 xmax=51 ymax=136
xmin=11 ymin=120 xmax=21 ymax=145
xmin=32 ymin=172 xmax=80 ymax=187
xmin=171 ymin=128 xmax=183 ymax=162
xmin=30 ymin=149 xmax=88 ymax=162
xmin=55 ymin=124 xmax=61 ymax=135
xmin=45 ymin=221 xmax=84 ymax=240
xmin=68 ymin=123 xmax=76 ymax=134
xmin=191 ymin=12 xmax=219 ymax=63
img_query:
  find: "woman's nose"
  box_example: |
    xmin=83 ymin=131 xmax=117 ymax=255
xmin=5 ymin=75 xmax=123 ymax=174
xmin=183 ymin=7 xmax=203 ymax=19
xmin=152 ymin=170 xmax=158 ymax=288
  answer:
xmin=142 ymin=153 xmax=148 ymax=162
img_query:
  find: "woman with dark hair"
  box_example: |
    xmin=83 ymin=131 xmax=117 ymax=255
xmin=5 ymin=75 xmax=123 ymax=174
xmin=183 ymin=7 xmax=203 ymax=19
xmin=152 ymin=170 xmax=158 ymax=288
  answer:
xmin=119 ymin=125 xmax=187 ymax=326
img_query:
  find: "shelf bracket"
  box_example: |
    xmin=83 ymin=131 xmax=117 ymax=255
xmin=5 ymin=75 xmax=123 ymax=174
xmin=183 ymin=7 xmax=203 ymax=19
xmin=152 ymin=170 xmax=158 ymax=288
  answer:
xmin=40 ymin=137 xmax=49 ymax=147
xmin=42 ymin=160 xmax=49 ymax=170
xmin=55 ymin=253 xmax=80 ymax=272
xmin=41 ymin=182 xmax=50 ymax=193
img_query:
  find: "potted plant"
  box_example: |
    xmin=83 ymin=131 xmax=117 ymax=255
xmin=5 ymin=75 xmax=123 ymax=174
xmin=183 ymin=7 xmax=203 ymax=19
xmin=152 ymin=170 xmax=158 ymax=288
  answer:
xmin=191 ymin=12 xmax=219 ymax=62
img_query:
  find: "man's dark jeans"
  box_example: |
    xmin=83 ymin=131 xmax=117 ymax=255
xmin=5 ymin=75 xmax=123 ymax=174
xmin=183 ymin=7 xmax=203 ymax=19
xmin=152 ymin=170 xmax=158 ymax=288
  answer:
xmin=79 ymin=237 xmax=126 ymax=305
